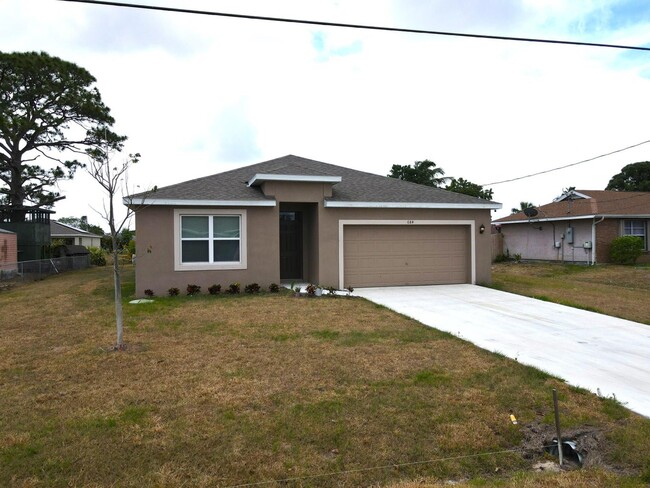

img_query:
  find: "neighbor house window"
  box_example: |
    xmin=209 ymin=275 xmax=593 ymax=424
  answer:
xmin=174 ymin=209 xmax=247 ymax=271
xmin=623 ymin=219 xmax=647 ymax=249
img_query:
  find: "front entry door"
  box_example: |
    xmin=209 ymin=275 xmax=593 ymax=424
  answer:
xmin=280 ymin=211 xmax=303 ymax=279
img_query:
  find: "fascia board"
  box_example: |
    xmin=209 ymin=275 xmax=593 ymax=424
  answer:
xmin=247 ymin=174 xmax=342 ymax=186
xmin=123 ymin=198 xmax=276 ymax=207
xmin=496 ymin=215 xmax=596 ymax=224
xmin=325 ymin=201 xmax=502 ymax=210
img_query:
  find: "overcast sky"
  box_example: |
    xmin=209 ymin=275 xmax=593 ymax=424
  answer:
xmin=2 ymin=0 xmax=650 ymax=228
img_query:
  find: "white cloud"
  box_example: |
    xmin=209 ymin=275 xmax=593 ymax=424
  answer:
xmin=1 ymin=0 xmax=649 ymax=223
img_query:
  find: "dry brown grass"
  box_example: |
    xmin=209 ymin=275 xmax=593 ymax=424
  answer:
xmin=1 ymin=266 xmax=649 ymax=487
xmin=491 ymin=262 xmax=650 ymax=324
xmin=387 ymin=468 xmax=646 ymax=487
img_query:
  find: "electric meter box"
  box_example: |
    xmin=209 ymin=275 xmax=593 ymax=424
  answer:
xmin=566 ymin=227 xmax=574 ymax=244
xmin=584 ymin=241 xmax=593 ymax=249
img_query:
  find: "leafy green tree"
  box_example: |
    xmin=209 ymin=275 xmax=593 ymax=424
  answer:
xmin=511 ymin=201 xmax=535 ymax=214
xmin=446 ymin=178 xmax=494 ymax=200
xmin=0 ymin=51 xmax=125 ymax=220
xmin=606 ymin=162 xmax=650 ymax=191
xmin=388 ymin=160 xmax=449 ymax=187
xmin=119 ymin=228 xmax=135 ymax=249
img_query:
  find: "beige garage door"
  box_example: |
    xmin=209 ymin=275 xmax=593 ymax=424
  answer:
xmin=343 ymin=225 xmax=470 ymax=287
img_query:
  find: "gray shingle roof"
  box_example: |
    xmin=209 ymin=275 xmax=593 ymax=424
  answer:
xmin=133 ymin=155 xmax=499 ymax=206
xmin=51 ymin=221 xmax=102 ymax=238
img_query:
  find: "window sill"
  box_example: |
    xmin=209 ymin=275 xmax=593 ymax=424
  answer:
xmin=174 ymin=262 xmax=247 ymax=272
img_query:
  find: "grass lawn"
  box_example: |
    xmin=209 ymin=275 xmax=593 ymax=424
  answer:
xmin=491 ymin=262 xmax=650 ymax=325
xmin=1 ymin=265 xmax=649 ymax=487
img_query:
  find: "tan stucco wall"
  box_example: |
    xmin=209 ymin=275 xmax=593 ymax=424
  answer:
xmin=316 ymin=206 xmax=493 ymax=287
xmin=135 ymin=205 xmax=279 ymax=296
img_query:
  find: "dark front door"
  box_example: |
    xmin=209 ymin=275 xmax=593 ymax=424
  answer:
xmin=280 ymin=211 xmax=303 ymax=279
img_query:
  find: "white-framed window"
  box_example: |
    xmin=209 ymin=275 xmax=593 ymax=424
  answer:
xmin=623 ymin=219 xmax=647 ymax=250
xmin=174 ymin=209 xmax=247 ymax=271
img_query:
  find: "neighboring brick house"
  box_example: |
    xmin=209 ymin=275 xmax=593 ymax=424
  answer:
xmin=0 ymin=227 xmax=18 ymax=273
xmin=494 ymin=190 xmax=650 ymax=264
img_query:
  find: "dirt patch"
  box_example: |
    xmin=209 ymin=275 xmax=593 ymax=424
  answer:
xmin=520 ymin=421 xmax=628 ymax=474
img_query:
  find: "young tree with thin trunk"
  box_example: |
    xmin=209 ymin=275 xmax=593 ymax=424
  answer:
xmin=86 ymin=147 xmax=150 ymax=350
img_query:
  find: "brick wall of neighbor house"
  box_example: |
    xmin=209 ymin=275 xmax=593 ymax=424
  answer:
xmin=595 ymin=218 xmax=618 ymax=264
xmin=501 ymin=219 xmax=594 ymax=263
xmin=0 ymin=230 xmax=18 ymax=270
xmin=596 ymin=218 xmax=650 ymax=264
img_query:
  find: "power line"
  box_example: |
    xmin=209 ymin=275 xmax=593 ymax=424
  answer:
xmin=58 ymin=0 xmax=650 ymax=52
xmin=482 ymin=139 xmax=650 ymax=186
xmin=222 ymin=445 xmax=556 ymax=487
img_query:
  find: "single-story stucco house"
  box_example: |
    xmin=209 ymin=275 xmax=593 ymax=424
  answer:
xmin=494 ymin=189 xmax=650 ymax=264
xmin=50 ymin=221 xmax=102 ymax=248
xmin=127 ymin=155 xmax=502 ymax=296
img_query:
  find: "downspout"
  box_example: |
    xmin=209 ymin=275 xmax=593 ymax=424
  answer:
xmin=592 ymin=216 xmax=606 ymax=265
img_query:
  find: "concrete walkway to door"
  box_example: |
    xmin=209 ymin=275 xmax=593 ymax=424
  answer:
xmin=355 ymin=285 xmax=650 ymax=418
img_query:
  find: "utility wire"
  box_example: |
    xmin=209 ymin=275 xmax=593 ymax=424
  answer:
xmin=223 ymin=444 xmax=555 ymax=487
xmin=58 ymin=0 xmax=650 ymax=52
xmin=482 ymin=139 xmax=650 ymax=186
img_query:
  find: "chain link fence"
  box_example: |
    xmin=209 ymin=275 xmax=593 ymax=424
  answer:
xmin=0 ymin=255 xmax=91 ymax=283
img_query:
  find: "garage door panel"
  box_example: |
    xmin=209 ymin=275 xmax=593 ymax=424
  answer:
xmin=343 ymin=225 xmax=470 ymax=287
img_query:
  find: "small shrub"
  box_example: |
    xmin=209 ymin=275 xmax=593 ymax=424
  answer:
xmin=610 ymin=235 xmax=644 ymax=264
xmin=144 ymin=289 xmax=154 ymax=297
xmin=186 ymin=284 xmax=201 ymax=296
xmin=227 ymin=282 xmax=240 ymax=294
xmin=88 ymin=246 xmax=107 ymax=266
xmin=305 ymin=283 xmax=317 ymax=296
xmin=326 ymin=285 xmax=337 ymax=296
xmin=208 ymin=284 xmax=221 ymax=295
xmin=168 ymin=287 xmax=180 ymax=297
xmin=268 ymin=283 xmax=280 ymax=293
xmin=244 ymin=283 xmax=260 ymax=294
xmin=346 ymin=286 xmax=354 ymax=295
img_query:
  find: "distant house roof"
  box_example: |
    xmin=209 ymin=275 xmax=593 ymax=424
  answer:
xmin=495 ymin=190 xmax=650 ymax=224
xmin=127 ymin=155 xmax=501 ymax=209
xmin=0 ymin=227 xmax=16 ymax=234
xmin=50 ymin=221 xmax=102 ymax=238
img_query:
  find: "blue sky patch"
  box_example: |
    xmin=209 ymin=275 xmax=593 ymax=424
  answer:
xmin=576 ymin=0 xmax=650 ymax=34
xmin=311 ymin=31 xmax=363 ymax=61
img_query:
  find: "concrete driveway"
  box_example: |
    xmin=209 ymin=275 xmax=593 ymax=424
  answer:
xmin=355 ymin=285 xmax=650 ymax=418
